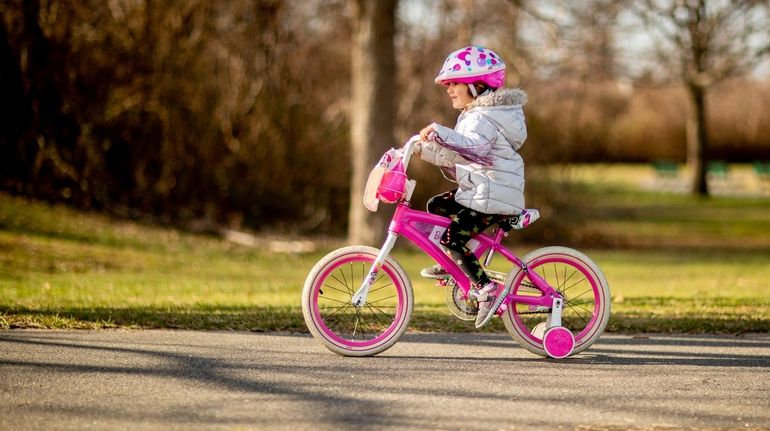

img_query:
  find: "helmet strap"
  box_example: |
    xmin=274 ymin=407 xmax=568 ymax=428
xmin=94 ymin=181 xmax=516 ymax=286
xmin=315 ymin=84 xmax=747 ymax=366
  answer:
xmin=468 ymin=84 xmax=478 ymax=98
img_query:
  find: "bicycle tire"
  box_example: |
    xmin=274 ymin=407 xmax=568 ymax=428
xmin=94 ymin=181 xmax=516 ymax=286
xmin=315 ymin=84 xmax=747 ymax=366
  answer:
xmin=302 ymin=246 xmax=413 ymax=356
xmin=502 ymin=246 xmax=611 ymax=357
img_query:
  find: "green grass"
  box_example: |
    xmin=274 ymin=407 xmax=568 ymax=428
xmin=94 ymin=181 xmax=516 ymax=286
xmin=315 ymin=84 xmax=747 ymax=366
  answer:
xmin=2 ymin=166 xmax=770 ymax=334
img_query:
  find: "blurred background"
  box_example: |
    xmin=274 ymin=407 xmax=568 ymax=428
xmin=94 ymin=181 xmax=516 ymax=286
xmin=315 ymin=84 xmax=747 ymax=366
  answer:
xmin=2 ymin=0 xmax=769 ymax=244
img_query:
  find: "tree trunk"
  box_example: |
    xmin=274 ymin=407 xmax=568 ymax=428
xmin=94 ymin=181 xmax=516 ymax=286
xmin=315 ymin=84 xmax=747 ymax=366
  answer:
xmin=684 ymin=0 xmax=709 ymax=197
xmin=0 ymin=14 xmax=33 ymax=183
xmin=347 ymin=0 xmax=397 ymax=244
xmin=686 ymin=83 xmax=709 ymax=197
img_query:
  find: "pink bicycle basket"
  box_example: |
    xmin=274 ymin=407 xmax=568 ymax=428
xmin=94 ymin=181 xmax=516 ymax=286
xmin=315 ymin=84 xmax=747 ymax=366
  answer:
xmin=376 ymin=159 xmax=407 ymax=203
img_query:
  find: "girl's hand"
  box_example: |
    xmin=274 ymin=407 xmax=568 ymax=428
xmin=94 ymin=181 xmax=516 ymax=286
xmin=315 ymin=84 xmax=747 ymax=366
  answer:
xmin=419 ymin=124 xmax=436 ymax=142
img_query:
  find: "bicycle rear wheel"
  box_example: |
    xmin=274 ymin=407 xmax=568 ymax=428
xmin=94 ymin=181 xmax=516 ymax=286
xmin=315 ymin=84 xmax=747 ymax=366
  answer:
xmin=502 ymin=246 xmax=611 ymax=357
xmin=302 ymin=246 xmax=413 ymax=356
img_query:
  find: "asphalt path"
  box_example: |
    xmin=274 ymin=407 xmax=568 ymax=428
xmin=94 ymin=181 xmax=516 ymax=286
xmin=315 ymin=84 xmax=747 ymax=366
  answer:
xmin=1 ymin=330 xmax=769 ymax=431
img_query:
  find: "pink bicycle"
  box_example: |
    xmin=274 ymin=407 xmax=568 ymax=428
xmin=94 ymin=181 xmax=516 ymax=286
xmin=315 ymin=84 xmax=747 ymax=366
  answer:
xmin=302 ymin=137 xmax=611 ymax=358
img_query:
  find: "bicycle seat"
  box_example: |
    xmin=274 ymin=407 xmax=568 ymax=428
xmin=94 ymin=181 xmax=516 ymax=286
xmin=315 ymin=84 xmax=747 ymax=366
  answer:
xmin=499 ymin=209 xmax=540 ymax=231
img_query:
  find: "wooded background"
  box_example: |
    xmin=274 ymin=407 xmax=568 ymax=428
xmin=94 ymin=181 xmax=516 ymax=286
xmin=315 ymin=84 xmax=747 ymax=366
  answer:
xmin=1 ymin=0 xmax=769 ymax=240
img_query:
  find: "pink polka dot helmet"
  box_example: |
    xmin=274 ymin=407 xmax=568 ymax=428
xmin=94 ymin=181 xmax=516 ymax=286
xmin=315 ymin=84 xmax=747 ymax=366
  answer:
xmin=434 ymin=46 xmax=506 ymax=89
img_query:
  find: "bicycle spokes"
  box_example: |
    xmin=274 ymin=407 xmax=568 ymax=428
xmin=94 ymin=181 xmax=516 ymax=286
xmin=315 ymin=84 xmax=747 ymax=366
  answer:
xmin=319 ymin=262 xmax=394 ymax=338
xmin=531 ymin=263 xmax=597 ymax=332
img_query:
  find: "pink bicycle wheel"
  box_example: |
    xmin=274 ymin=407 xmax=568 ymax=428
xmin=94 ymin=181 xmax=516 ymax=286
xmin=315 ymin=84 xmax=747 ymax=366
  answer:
xmin=302 ymin=246 xmax=413 ymax=356
xmin=502 ymin=246 xmax=611 ymax=357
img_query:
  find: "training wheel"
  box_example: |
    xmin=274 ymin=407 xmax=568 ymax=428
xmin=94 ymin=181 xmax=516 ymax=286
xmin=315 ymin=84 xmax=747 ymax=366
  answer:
xmin=531 ymin=322 xmax=547 ymax=339
xmin=542 ymin=326 xmax=575 ymax=359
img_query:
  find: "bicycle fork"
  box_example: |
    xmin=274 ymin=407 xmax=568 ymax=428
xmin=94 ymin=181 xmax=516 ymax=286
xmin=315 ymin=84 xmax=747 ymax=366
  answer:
xmin=351 ymin=232 xmax=399 ymax=308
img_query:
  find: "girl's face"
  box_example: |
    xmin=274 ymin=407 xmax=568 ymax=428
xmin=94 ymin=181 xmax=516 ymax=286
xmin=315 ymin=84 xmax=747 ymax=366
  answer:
xmin=445 ymin=82 xmax=474 ymax=110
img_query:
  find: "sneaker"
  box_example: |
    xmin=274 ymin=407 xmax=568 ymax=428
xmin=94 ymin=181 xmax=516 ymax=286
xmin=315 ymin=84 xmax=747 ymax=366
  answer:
xmin=420 ymin=264 xmax=448 ymax=279
xmin=473 ymin=282 xmax=508 ymax=328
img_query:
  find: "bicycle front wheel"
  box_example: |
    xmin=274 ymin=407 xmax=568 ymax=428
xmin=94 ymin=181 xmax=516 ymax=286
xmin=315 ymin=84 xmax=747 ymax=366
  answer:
xmin=302 ymin=246 xmax=413 ymax=356
xmin=502 ymin=246 xmax=611 ymax=357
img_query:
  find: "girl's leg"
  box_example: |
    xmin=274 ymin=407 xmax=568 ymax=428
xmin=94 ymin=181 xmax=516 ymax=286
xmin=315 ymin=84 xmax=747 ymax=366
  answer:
xmin=426 ymin=190 xmax=464 ymax=216
xmin=441 ymin=209 xmax=505 ymax=285
xmin=443 ymin=209 xmax=509 ymax=328
xmin=427 ymin=192 xmax=511 ymax=328
xmin=428 ymin=191 xmax=505 ymax=285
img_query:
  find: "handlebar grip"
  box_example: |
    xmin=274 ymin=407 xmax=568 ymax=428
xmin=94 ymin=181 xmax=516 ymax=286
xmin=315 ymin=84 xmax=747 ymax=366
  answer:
xmin=401 ymin=135 xmax=421 ymax=167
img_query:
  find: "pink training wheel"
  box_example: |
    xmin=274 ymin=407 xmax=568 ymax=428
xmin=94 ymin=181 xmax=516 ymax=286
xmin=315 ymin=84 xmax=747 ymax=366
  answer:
xmin=542 ymin=326 xmax=575 ymax=359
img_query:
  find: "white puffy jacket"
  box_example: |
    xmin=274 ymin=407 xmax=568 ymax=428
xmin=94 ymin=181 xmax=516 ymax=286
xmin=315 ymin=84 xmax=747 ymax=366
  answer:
xmin=420 ymin=88 xmax=528 ymax=215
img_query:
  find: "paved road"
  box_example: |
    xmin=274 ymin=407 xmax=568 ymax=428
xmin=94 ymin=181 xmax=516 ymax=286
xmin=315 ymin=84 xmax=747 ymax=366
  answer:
xmin=1 ymin=330 xmax=769 ymax=431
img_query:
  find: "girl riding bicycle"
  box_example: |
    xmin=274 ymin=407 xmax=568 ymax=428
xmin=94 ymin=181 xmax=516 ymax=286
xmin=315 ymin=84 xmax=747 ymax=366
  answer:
xmin=303 ymin=53 xmax=610 ymax=355
xmin=416 ymin=46 xmax=528 ymax=328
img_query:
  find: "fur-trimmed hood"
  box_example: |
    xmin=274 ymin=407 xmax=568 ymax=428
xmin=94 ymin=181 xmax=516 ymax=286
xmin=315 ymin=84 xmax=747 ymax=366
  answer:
xmin=462 ymin=87 xmax=528 ymax=151
xmin=467 ymin=88 xmax=527 ymax=109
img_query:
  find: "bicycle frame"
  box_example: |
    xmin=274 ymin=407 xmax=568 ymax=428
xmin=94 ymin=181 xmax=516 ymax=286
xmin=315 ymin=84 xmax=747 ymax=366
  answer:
xmin=350 ymin=203 xmax=563 ymax=313
xmin=351 ymin=137 xmax=563 ymax=314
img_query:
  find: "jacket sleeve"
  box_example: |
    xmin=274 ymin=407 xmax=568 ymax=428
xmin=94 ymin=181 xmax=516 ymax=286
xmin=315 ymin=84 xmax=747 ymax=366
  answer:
xmin=419 ymin=138 xmax=466 ymax=167
xmin=427 ymin=113 xmax=499 ymax=166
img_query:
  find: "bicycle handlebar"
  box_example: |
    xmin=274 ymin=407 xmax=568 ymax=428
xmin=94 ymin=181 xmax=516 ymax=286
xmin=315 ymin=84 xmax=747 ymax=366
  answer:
xmin=401 ymin=135 xmax=421 ymax=169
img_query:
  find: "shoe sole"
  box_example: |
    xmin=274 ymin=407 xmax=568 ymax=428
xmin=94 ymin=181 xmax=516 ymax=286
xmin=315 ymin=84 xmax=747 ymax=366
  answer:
xmin=420 ymin=272 xmax=449 ymax=279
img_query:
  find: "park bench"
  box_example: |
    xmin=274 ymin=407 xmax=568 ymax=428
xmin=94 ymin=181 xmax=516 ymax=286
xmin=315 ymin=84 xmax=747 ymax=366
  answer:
xmin=755 ymin=161 xmax=770 ymax=195
xmin=706 ymin=161 xmax=731 ymax=192
xmin=706 ymin=161 xmax=730 ymax=192
xmin=707 ymin=161 xmax=729 ymax=179
xmin=754 ymin=161 xmax=770 ymax=181
xmin=651 ymin=160 xmax=680 ymax=191
xmin=652 ymin=160 xmax=679 ymax=178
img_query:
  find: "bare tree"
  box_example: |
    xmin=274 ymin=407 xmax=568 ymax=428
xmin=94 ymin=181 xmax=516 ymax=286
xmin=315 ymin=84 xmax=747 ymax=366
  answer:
xmin=567 ymin=1 xmax=626 ymax=81
xmin=633 ymin=0 xmax=770 ymax=196
xmin=0 ymin=0 xmax=356 ymax=230
xmin=348 ymin=0 xmax=398 ymax=244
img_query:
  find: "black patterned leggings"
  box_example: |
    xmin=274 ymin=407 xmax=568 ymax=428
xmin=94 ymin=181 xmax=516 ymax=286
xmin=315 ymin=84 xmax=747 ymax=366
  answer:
xmin=427 ymin=190 xmax=507 ymax=286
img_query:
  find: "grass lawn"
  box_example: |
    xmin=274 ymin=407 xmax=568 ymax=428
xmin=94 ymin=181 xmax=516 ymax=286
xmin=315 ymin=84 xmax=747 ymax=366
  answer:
xmin=2 ymin=165 xmax=769 ymax=333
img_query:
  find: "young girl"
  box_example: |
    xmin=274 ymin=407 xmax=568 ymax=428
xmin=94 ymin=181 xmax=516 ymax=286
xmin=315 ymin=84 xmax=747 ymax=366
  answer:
xmin=416 ymin=46 xmax=528 ymax=328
